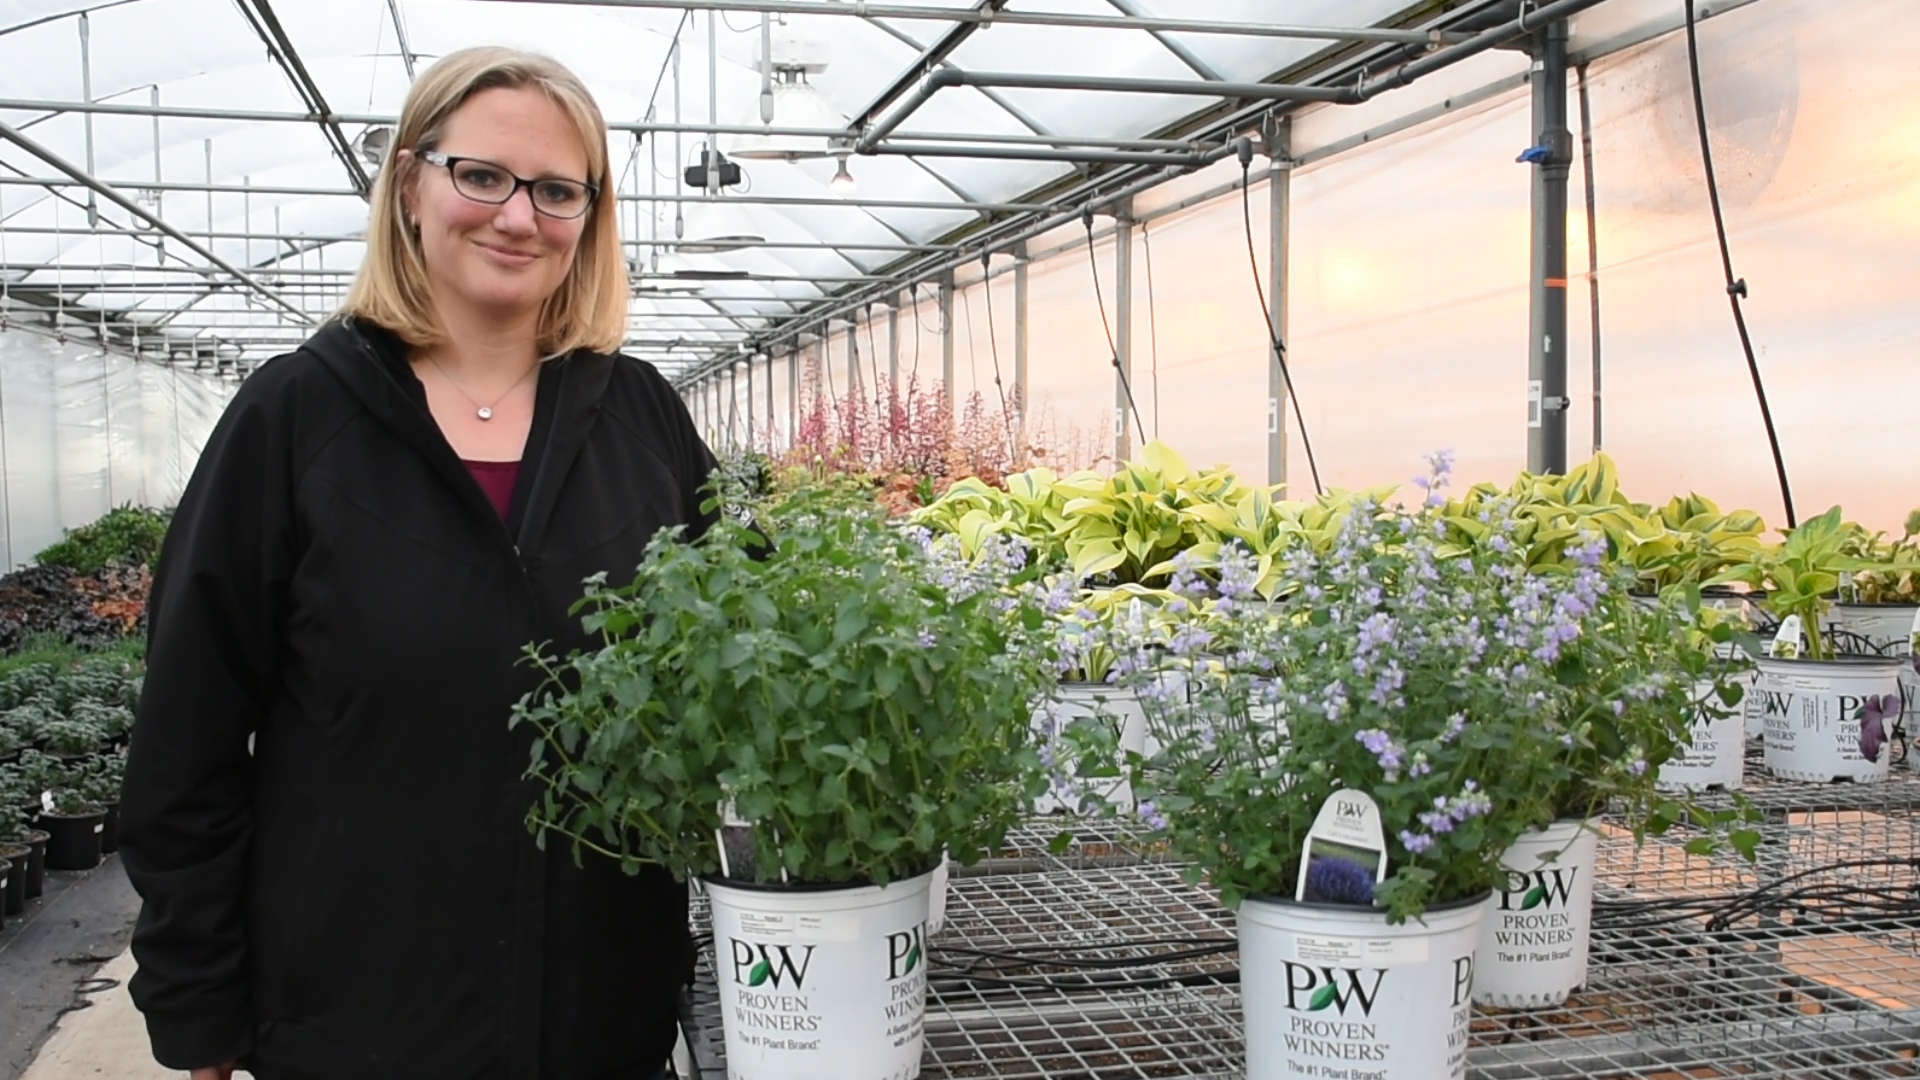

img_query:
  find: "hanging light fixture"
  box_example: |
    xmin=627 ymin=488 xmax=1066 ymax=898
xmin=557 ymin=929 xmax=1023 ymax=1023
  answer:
xmin=828 ymin=154 xmax=857 ymax=195
xmin=727 ymin=20 xmax=842 ymax=161
xmin=352 ymin=125 xmax=394 ymax=170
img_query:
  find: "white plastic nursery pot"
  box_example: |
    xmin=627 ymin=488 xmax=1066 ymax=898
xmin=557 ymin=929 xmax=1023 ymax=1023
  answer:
xmin=705 ymin=868 xmax=934 ymax=1080
xmin=1656 ymin=678 xmax=1746 ymax=792
xmin=1033 ymin=682 xmax=1149 ymax=815
xmin=1474 ymin=819 xmax=1598 ymax=1008
xmin=1829 ymin=603 xmax=1918 ymax=752
xmin=1238 ymin=891 xmax=1490 ymax=1080
xmin=1755 ymin=655 xmax=1899 ymax=783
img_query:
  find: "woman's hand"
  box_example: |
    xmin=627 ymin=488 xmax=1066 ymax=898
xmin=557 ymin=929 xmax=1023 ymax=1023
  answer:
xmin=189 ymin=1063 xmax=236 ymax=1080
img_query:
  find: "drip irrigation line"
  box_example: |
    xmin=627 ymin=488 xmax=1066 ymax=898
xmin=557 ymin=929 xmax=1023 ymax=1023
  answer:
xmin=1683 ymin=0 xmax=1794 ymax=529
xmin=1081 ymin=206 xmax=1147 ymax=450
xmin=1238 ymin=144 xmax=1322 ymax=497
xmin=1577 ymin=62 xmax=1603 ymax=454
xmin=979 ymin=253 xmax=1016 ymax=462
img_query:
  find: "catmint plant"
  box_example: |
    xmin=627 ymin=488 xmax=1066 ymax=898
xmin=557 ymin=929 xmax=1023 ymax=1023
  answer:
xmin=1089 ymin=451 xmax=1758 ymax=921
xmin=511 ymin=479 xmax=1060 ymax=888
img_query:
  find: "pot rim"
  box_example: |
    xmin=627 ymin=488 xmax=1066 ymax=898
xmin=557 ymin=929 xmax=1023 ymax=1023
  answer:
xmin=1241 ymin=887 xmax=1493 ymax=917
xmin=1754 ymin=653 xmax=1904 ymax=671
xmin=700 ymin=859 xmax=940 ymax=895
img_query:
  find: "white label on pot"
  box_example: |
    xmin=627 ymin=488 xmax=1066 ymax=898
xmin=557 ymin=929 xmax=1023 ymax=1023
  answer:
xmin=739 ymin=912 xmax=791 ymax=937
xmin=39 ymin=791 xmax=51 ymax=813
xmin=93 ymin=823 xmax=103 ymax=834
xmin=1292 ymin=932 xmax=1430 ymax=968
xmin=795 ymin=913 xmax=860 ymax=943
xmin=1295 ymin=789 xmax=1388 ymax=903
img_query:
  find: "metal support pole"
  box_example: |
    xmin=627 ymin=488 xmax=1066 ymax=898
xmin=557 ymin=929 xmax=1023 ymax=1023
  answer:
xmin=726 ymin=362 xmax=737 ymax=450
xmin=787 ymin=346 xmax=798 ymax=446
xmin=1114 ymin=200 xmax=1134 ymax=464
xmin=846 ymin=318 xmax=860 ymax=397
xmin=938 ymin=273 xmax=954 ymax=407
xmin=1013 ymin=243 xmax=1028 ymax=444
xmin=1267 ymin=120 xmax=1292 ymax=487
xmin=886 ymin=298 xmax=900 ymax=391
xmin=78 ymin=13 xmax=97 ymax=227
xmin=1527 ymin=19 xmax=1571 ymax=475
xmin=149 ymin=85 xmax=163 ymax=249
xmin=813 ymin=335 xmax=826 ymax=405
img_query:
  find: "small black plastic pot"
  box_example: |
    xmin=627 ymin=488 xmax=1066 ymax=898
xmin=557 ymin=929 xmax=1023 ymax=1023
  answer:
xmin=20 ymin=830 xmax=47 ymax=898
xmin=0 ymin=843 xmax=27 ymax=917
xmin=42 ymin=809 xmax=105 ymax=871
xmin=99 ymin=803 xmax=120 ymax=855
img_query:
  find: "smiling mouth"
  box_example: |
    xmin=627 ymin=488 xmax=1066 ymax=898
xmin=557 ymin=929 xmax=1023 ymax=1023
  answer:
xmin=477 ymin=242 xmax=539 ymax=263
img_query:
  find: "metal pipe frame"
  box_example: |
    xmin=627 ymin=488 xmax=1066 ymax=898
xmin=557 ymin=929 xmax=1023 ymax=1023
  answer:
xmin=468 ymin=0 xmax=1463 ymax=46
xmin=0 ymin=118 xmax=310 ymax=323
xmin=1266 ymin=118 xmax=1290 ymax=488
xmin=1527 ymin=17 xmax=1572 ymax=476
xmin=0 ymin=175 xmax=1054 ymax=214
xmin=1113 ymin=200 xmax=1133 ymax=463
xmin=680 ymin=0 xmax=1611 ymax=383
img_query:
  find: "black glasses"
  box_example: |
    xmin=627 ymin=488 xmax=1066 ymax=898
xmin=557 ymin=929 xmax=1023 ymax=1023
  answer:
xmin=417 ymin=150 xmax=599 ymax=219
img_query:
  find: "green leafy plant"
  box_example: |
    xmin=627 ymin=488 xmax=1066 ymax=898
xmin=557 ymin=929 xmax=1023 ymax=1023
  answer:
xmin=1841 ymin=509 xmax=1920 ymax=605
xmin=39 ymin=718 xmax=103 ymax=758
xmin=1 ymin=703 xmax=54 ymax=748
xmin=1079 ymin=452 xmax=1757 ymax=921
xmin=34 ymin=503 xmax=173 ymax=573
xmin=1710 ymin=506 xmax=1920 ymax=659
xmin=76 ymin=753 xmax=125 ymax=808
xmin=512 ymin=480 xmax=1058 ymax=887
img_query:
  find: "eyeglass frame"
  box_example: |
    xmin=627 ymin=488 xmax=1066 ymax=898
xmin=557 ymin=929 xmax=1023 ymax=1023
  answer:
xmin=413 ymin=149 xmax=601 ymax=220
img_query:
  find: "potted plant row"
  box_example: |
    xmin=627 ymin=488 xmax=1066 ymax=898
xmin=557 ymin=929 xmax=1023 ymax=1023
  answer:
xmin=1057 ymin=452 xmax=1758 ymax=1079
xmin=511 ymin=481 xmax=1060 ymax=1080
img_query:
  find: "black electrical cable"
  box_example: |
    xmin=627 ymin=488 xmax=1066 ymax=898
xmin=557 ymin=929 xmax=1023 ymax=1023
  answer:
xmin=1238 ymin=140 xmax=1323 ymax=497
xmin=980 ymin=252 xmax=1017 ymax=462
xmin=1082 ymin=205 xmax=1148 ymax=449
xmin=1683 ymin=0 xmax=1795 ymax=529
xmin=1141 ymin=221 xmax=1160 ymax=439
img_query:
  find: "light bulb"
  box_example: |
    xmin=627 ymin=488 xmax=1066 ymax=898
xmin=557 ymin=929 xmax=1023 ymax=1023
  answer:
xmin=829 ymin=156 xmax=856 ymax=194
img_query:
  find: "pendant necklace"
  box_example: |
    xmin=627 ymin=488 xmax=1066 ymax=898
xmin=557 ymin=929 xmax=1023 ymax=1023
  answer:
xmin=426 ymin=353 xmax=539 ymax=421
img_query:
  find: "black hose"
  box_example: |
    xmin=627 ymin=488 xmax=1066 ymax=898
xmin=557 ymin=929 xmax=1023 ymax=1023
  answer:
xmin=1082 ymin=205 xmax=1148 ymax=450
xmin=1683 ymin=0 xmax=1795 ymax=528
xmin=1238 ymin=140 xmax=1323 ymax=497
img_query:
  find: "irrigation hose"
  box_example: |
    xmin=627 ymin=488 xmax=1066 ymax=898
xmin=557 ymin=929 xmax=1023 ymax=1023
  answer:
xmin=1081 ymin=205 xmax=1149 ymax=450
xmin=1238 ymin=144 xmax=1323 ymax=497
xmin=1683 ymin=0 xmax=1795 ymax=529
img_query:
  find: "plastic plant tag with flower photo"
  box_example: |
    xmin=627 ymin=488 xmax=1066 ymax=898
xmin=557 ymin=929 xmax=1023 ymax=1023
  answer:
xmin=1769 ymin=615 xmax=1804 ymax=660
xmin=1294 ymin=789 xmax=1388 ymax=906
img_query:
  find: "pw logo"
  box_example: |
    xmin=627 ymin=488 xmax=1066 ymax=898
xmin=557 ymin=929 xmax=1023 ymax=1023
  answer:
xmin=1281 ymin=963 xmax=1386 ymax=1017
xmin=730 ymin=939 xmax=815 ymax=990
xmin=1336 ymin=801 xmax=1367 ymax=819
xmin=886 ymin=926 xmax=925 ymax=981
xmin=1499 ymin=866 xmax=1579 ymax=912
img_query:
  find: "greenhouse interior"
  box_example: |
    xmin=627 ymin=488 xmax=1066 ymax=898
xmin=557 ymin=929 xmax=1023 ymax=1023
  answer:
xmin=2 ymin=0 xmax=1918 ymax=1078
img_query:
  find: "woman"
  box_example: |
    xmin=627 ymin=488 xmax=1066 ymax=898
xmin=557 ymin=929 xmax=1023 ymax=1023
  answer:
xmin=117 ymin=47 xmax=716 ymax=1080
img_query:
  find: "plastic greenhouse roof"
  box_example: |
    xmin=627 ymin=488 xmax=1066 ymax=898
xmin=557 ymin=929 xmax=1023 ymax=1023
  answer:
xmin=0 ymin=0 xmax=1589 ymax=381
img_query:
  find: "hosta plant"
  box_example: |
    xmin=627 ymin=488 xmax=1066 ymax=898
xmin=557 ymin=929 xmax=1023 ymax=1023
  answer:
xmin=1841 ymin=509 xmax=1920 ymax=605
xmin=1078 ymin=452 xmax=1758 ymax=921
xmin=1710 ymin=506 xmax=1920 ymax=659
xmin=512 ymin=480 xmax=1059 ymax=887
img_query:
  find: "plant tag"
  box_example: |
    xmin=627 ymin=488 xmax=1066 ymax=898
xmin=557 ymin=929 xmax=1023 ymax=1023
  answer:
xmin=1294 ymin=789 xmax=1388 ymax=904
xmin=1290 ymin=932 xmax=1430 ymax=968
xmin=93 ymin=823 xmax=103 ymax=834
xmin=39 ymin=791 xmax=52 ymax=813
xmin=715 ymin=795 xmax=751 ymax=880
xmin=1768 ymin=615 xmax=1804 ymax=660
xmin=1908 ymin=607 xmax=1919 ymax=657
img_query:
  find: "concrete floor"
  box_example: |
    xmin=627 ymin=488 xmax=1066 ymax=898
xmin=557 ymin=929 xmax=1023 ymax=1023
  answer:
xmin=0 ymin=854 xmax=192 ymax=1079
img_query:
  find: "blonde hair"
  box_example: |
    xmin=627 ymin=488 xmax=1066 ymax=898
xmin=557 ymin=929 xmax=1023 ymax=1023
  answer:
xmin=339 ymin=46 xmax=628 ymax=356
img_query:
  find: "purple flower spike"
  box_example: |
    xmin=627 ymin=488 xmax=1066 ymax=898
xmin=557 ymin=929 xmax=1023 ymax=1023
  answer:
xmin=1304 ymin=856 xmax=1376 ymax=905
xmin=1859 ymin=693 xmax=1899 ymax=763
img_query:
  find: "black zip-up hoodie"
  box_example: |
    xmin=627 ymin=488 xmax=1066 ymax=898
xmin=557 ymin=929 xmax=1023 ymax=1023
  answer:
xmin=117 ymin=316 xmax=718 ymax=1079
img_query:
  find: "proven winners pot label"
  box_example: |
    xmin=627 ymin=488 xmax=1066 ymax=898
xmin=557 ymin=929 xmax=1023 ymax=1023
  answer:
xmin=708 ymin=874 xmax=933 ymax=1080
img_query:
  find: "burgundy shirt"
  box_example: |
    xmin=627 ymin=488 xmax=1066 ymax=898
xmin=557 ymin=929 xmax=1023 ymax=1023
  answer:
xmin=463 ymin=459 xmax=520 ymax=521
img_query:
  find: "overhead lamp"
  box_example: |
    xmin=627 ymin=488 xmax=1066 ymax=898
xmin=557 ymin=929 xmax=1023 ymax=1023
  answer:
xmin=828 ymin=154 xmax=856 ymax=195
xmin=727 ymin=24 xmax=843 ymax=161
xmin=678 ymin=233 xmax=766 ymax=254
xmin=353 ymin=125 xmax=394 ymax=169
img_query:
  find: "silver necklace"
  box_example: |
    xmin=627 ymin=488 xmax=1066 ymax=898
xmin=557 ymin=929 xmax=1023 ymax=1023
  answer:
xmin=426 ymin=353 xmax=539 ymax=421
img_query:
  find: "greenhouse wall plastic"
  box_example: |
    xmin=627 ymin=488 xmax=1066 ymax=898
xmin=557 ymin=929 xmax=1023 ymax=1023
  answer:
xmin=0 ymin=331 xmax=232 ymax=572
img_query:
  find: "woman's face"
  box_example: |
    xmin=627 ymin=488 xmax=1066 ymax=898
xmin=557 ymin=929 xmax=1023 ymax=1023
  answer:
xmin=402 ymin=86 xmax=593 ymax=323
